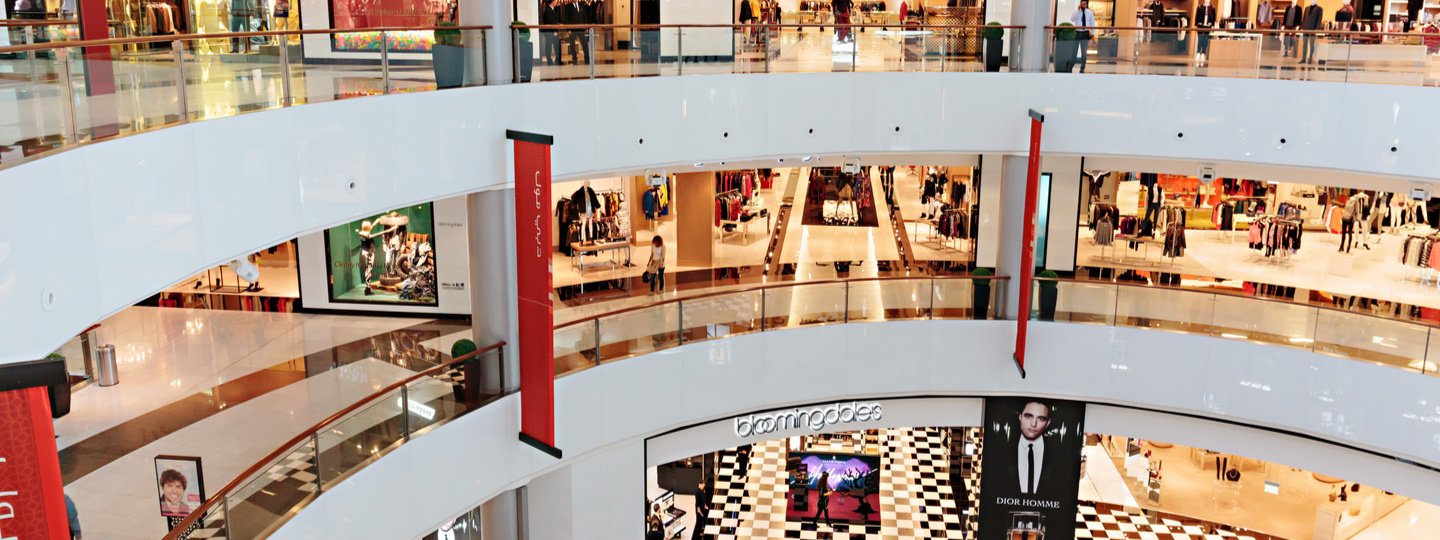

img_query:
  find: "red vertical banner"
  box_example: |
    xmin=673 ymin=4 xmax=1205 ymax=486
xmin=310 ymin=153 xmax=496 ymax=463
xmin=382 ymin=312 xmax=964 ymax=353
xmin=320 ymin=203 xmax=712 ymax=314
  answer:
xmin=1013 ymin=110 xmax=1045 ymax=378
xmin=0 ymin=386 xmax=69 ymax=540
xmin=508 ymin=130 xmax=563 ymax=459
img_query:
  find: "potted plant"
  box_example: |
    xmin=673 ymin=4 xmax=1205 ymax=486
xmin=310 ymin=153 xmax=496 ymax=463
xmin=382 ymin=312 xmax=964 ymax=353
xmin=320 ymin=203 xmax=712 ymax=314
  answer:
xmin=449 ymin=339 xmax=478 ymax=401
xmin=512 ymin=20 xmax=534 ymax=83
xmin=432 ymin=20 xmax=466 ymax=88
xmin=983 ymin=22 xmax=1005 ymax=72
xmin=971 ymin=267 xmax=994 ymax=320
xmin=1054 ymin=22 xmax=1079 ymax=73
xmin=1037 ymin=270 xmax=1059 ymax=321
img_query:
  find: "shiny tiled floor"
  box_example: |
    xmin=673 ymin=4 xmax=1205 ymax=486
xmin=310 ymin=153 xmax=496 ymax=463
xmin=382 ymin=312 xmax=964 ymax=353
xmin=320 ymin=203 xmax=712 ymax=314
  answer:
xmin=59 ymin=307 xmax=422 ymax=450
xmin=66 ymin=358 xmax=421 ymax=540
xmin=1076 ymin=225 xmax=1440 ymax=311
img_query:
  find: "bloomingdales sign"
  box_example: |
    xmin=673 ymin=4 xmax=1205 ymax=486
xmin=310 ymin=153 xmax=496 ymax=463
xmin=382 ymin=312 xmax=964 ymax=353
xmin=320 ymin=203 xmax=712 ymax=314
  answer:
xmin=734 ymin=402 xmax=883 ymax=437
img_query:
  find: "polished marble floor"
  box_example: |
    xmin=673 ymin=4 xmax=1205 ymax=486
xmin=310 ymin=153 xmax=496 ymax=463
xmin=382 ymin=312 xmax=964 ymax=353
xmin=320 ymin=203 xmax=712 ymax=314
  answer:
xmin=66 ymin=358 xmax=420 ymax=540
xmin=58 ymin=307 xmax=424 ymax=451
xmin=1076 ymin=225 xmax=1440 ymax=311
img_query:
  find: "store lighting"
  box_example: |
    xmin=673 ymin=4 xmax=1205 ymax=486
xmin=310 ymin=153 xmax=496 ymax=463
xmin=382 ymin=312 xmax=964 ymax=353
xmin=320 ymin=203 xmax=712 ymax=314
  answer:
xmin=693 ymin=163 xmax=705 ymax=167
xmin=1221 ymin=333 xmax=1247 ymax=339
xmin=802 ymin=156 xmax=814 ymax=162
xmin=1264 ymin=481 xmax=1280 ymax=495
xmin=1288 ymin=337 xmax=1314 ymax=344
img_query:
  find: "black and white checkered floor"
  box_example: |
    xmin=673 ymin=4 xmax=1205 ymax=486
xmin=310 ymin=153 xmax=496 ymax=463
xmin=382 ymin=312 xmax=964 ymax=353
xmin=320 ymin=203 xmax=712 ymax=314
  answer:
xmin=703 ymin=428 xmax=974 ymax=540
xmin=698 ymin=428 xmax=1261 ymax=540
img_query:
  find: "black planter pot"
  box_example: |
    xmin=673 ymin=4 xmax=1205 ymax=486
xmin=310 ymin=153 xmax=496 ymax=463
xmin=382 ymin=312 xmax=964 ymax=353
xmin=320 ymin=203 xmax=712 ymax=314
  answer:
xmin=972 ymin=281 xmax=991 ymax=320
xmin=1038 ymin=285 xmax=1058 ymax=321
xmin=984 ymin=36 xmax=1003 ymax=72
xmin=1053 ymin=39 xmax=1079 ymax=72
xmin=519 ymin=40 xmax=535 ymax=82
xmin=432 ymin=44 xmax=467 ymax=88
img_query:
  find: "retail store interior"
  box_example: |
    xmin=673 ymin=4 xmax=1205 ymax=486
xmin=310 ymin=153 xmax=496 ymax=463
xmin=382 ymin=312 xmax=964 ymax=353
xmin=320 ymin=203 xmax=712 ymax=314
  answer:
xmin=549 ymin=163 xmax=979 ymax=305
xmin=647 ymin=426 xmax=1439 ymax=540
xmin=1075 ymin=171 xmax=1440 ymax=313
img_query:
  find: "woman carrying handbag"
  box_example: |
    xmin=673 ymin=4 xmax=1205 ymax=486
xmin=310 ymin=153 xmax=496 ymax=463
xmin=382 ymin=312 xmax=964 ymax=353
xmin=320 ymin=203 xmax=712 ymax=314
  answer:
xmin=644 ymin=236 xmax=666 ymax=295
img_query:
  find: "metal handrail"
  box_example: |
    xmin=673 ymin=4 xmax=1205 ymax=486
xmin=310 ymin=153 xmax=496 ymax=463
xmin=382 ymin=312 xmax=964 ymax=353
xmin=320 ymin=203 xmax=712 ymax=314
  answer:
xmin=160 ymin=341 xmax=506 ymax=540
xmin=1033 ymin=275 xmax=1440 ymax=331
xmin=0 ymin=19 xmax=78 ymax=27
xmin=1047 ymin=24 xmax=1428 ymax=38
xmin=513 ymin=23 xmax=1026 ymax=29
xmin=554 ymin=274 xmax=1010 ymax=330
xmin=0 ymin=24 xmax=494 ymax=54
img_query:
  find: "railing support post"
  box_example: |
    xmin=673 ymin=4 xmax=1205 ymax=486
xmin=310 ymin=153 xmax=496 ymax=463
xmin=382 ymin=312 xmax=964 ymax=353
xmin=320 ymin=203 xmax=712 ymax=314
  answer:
xmin=400 ymin=384 xmax=412 ymax=440
xmin=174 ymin=41 xmax=190 ymax=123
xmin=279 ymin=34 xmax=293 ymax=106
xmin=592 ymin=318 xmax=602 ymax=364
xmin=56 ymin=47 xmax=79 ymax=145
xmin=588 ymin=28 xmax=596 ymax=79
xmin=312 ymin=432 xmax=324 ymax=493
xmin=380 ymin=31 xmax=391 ymax=94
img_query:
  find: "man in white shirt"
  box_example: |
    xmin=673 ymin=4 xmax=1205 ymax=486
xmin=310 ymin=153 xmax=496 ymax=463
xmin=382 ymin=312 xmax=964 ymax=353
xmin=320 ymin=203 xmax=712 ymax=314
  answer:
xmin=1070 ymin=0 xmax=1096 ymax=73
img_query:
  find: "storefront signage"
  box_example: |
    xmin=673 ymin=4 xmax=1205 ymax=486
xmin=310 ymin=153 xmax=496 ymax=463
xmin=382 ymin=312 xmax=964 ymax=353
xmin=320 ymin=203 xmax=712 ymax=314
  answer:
xmin=733 ymin=402 xmax=884 ymax=438
xmin=508 ymin=130 xmax=562 ymax=460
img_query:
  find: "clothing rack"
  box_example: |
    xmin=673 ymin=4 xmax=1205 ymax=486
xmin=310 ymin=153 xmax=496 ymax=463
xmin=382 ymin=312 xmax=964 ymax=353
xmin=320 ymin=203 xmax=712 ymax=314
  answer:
xmin=1247 ymin=216 xmax=1302 ymax=260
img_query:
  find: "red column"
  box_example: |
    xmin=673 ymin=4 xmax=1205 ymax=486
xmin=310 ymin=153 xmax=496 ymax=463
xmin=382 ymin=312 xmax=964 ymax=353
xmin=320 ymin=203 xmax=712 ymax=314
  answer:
xmin=1013 ymin=110 xmax=1045 ymax=377
xmin=0 ymin=386 xmax=68 ymax=540
xmin=508 ymin=130 xmax=562 ymax=460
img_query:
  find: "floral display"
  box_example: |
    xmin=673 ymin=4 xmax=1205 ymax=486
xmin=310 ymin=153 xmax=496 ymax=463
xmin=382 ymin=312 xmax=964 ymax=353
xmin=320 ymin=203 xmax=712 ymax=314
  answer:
xmin=333 ymin=30 xmax=436 ymax=52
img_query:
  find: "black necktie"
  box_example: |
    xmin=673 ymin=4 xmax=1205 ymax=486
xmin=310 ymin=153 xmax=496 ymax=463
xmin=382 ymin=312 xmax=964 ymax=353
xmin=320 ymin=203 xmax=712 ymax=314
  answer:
xmin=1027 ymin=443 xmax=1036 ymax=493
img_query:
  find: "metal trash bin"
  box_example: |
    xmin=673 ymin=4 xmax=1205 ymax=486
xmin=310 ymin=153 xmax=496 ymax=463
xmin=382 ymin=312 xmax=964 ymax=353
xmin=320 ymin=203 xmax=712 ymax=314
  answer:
xmin=96 ymin=345 xmax=119 ymax=387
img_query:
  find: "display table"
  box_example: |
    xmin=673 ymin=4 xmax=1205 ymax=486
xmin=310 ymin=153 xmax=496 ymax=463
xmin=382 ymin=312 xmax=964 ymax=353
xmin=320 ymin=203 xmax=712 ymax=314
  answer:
xmin=570 ymin=239 xmax=631 ymax=271
xmin=1317 ymin=41 xmax=1427 ymax=65
xmin=1207 ymin=34 xmax=1260 ymax=69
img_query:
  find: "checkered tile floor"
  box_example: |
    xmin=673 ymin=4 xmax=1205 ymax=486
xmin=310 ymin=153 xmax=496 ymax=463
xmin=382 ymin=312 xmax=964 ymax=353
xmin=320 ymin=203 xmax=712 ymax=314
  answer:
xmin=702 ymin=428 xmax=976 ymax=540
xmin=1074 ymin=503 xmax=1260 ymax=540
xmin=695 ymin=429 xmax=1266 ymax=540
xmin=175 ymin=447 xmax=319 ymax=540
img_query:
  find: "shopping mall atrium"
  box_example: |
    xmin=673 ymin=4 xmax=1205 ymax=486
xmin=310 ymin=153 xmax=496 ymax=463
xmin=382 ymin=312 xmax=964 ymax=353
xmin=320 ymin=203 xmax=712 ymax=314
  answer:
xmin=3 ymin=0 xmax=1440 ymax=538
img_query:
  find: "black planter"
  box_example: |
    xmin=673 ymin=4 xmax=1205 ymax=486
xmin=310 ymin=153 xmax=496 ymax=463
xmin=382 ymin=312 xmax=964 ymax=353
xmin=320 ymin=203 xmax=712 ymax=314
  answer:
xmin=517 ymin=40 xmax=534 ymax=82
xmin=1053 ymin=39 xmax=1079 ymax=72
xmin=972 ymin=281 xmax=991 ymax=320
xmin=984 ymin=36 xmax=1003 ymax=72
xmin=432 ymin=44 xmax=467 ymax=88
xmin=1039 ymin=285 xmax=1058 ymax=321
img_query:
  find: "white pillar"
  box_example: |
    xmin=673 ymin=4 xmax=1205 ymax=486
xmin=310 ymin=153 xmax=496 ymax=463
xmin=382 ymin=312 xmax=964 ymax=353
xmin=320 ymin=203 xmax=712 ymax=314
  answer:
xmin=460 ymin=0 xmax=514 ymax=84
xmin=1011 ymin=0 xmax=1053 ymax=72
xmin=466 ymin=189 xmax=520 ymax=393
xmin=997 ymin=154 xmax=1030 ymax=319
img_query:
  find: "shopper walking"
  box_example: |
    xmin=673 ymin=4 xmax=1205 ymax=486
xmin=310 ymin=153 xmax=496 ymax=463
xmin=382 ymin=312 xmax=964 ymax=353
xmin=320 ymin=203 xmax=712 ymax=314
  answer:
xmin=1071 ymin=0 xmax=1096 ymax=72
xmin=1300 ymin=0 xmax=1324 ymax=64
xmin=811 ymin=471 xmax=833 ymax=525
xmin=646 ymin=236 xmax=666 ymax=294
xmin=691 ymin=481 xmax=712 ymax=540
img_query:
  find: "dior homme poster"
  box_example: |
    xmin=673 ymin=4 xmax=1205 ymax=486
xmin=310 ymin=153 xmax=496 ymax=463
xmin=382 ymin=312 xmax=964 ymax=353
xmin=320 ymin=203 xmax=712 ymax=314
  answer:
xmin=978 ymin=396 xmax=1086 ymax=540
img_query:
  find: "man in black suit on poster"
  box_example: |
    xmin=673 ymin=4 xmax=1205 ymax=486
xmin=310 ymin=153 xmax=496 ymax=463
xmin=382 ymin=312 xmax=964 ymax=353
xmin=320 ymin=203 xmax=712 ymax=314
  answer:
xmin=991 ymin=400 xmax=1069 ymax=496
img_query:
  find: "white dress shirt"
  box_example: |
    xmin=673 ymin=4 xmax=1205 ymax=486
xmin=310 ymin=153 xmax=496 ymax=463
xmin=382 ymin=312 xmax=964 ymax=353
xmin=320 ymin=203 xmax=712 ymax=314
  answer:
xmin=1071 ymin=8 xmax=1095 ymax=27
xmin=1017 ymin=436 xmax=1046 ymax=494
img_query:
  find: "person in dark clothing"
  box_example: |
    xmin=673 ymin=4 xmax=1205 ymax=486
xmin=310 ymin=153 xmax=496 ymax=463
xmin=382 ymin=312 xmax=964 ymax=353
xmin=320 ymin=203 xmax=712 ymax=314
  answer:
xmin=561 ymin=0 xmax=587 ymax=64
xmin=1282 ymin=2 xmax=1303 ymax=57
xmin=1300 ymin=0 xmax=1324 ymax=63
xmin=541 ymin=0 xmax=561 ymax=65
xmin=691 ymin=481 xmax=712 ymax=540
xmin=811 ymin=471 xmax=833 ymax=524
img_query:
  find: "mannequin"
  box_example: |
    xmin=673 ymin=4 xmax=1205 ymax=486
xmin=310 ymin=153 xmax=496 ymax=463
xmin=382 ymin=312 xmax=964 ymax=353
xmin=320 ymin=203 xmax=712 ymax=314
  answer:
xmin=571 ymin=179 xmax=602 ymax=243
xmin=1195 ymin=0 xmax=1216 ymax=61
xmin=1300 ymin=0 xmax=1324 ymax=64
xmin=357 ymin=220 xmax=378 ymax=295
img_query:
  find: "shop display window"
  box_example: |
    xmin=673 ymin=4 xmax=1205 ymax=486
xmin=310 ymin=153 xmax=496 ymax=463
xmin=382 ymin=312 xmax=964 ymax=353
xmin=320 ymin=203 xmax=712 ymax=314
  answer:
xmin=324 ymin=203 xmax=439 ymax=306
xmin=328 ymin=0 xmax=457 ymax=52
